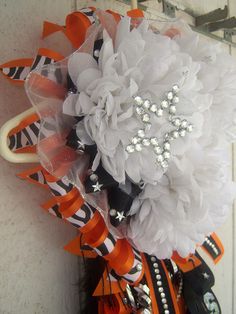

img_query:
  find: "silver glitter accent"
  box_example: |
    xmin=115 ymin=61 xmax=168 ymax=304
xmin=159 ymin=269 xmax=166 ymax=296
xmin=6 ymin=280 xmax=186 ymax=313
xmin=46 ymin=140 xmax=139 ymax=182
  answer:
xmin=163 ymin=151 xmax=170 ymax=159
xmin=163 ymin=142 xmax=171 ymax=150
xmin=172 ymin=95 xmax=179 ymax=104
xmin=172 ymin=117 xmax=181 ymax=127
xmin=181 ymin=119 xmax=188 ymax=128
xmin=187 ymin=124 xmax=193 ymax=132
xmin=156 ymin=155 xmax=164 ymax=163
xmin=179 ymin=129 xmax=186 ymax=137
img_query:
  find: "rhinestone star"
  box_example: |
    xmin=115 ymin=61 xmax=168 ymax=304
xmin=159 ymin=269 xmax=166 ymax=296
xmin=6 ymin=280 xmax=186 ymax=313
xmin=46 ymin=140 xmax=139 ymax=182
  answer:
xmin=116 ymin=211 xmax=125 ymax=222
xmin=202 ymin=272 xmax=210 ymax=280
xmin=92 ymin=181 xmax=103 ymax=192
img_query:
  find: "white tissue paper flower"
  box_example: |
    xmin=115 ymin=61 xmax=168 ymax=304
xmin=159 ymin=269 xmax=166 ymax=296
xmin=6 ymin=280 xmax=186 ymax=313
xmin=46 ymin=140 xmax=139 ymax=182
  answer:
xmin=63 ymin=17 xmax=236 ymax=258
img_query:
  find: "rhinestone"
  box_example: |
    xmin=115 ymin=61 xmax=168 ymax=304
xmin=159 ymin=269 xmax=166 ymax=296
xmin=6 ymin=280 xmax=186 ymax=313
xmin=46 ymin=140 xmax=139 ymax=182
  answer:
xmin=179 ymin=129 xmax=186 ymax=137
xmin=150 ymin=137 xmax=159 ymax=146
xmin=145 ymin=123 xmax=152 ymax=132
xmin=135 ymin=143 xmax=143 ymax=152
xmin=186 ymin=124 xmax=193 ymax=132
xmin=173 ymin=95 xmax=179 ymax=104
xmin=172 ymin=84 xmax=180 ymax=93
xmin=123 ymin=297 xmax=128 ymax=304
xmin=126 ymin=145 xmax=135 ymax=153
xmin=154 ymin=269 xmax=160 ymax=274
xmin=142 ymin=138 xmax=151 ymax=146
xmin=163 ymin=151 xmax=170 ymax=159
xmin=158 ymin=287 xmax=164 ymax=293
xmin=157 ymin=281 xmax=162 ymax=286
xmin=137 ymin=129 xmax=145 ymax=138
xmin=131 ymin=136 xmax=140 ymax=145
xmin=161 ymin=298 xmax=167 ymax=304
xmin=156 ymin=155 xmax=164 ymax=163
xmin=156 ymin=275 xmax=162 ymax=280
xmin=142 ymin=113 xmax=150 ymax=122
xmin=153 ymin=262 xmax=158 ymax=268
xmin=163 ymin=142 xmax=171 ymax=150
xmin=150 ymin=104 xmax=158 ymax=112
xmin=172 ymin=130 xmax=179 ymax=139
xmin=143 ymin=99 xmax=151 ymax=109
xmin=161 ymin=160 xmax=169 ymax=168
xmin=90 ymin=173 xmax=98 ymax=182
xmin=136 ymin=263 xmax=142 ymax=271
xmin=167 ymin=91 xmax=173 ymax=100
xmin=134 ymin=96 xmax=143 ymax=106
xmin=172 ymin=117 xmax=181 ymax=127
xmin=136 ymin=106 xmax=145 ymax=115
xmin=169 ymin=105 xmax=176 ymax=114
xmin=181 ymin=120 xmax=188 ymax=128
xmin=154 ymin=146 xmax=162 ymax=155
xmin=156 ymin=108 xmax=163 ymax=117
xmin=164 ymin=310 xmax=170 ymax=314
xmin=161 ymin=100 xmax=169 ymax=109
xmin=94 ymin=49 xmax=100 ymax=58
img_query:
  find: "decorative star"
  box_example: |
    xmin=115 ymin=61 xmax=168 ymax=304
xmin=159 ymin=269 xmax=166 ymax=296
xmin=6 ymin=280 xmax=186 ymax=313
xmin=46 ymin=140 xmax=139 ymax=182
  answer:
xmin=202 ymin=272 xmax=210 ymax=280
xmin=116 ymin=211 xmax=125 ymax=222
xmin=92 ymin=181 xmax=103 ymax=192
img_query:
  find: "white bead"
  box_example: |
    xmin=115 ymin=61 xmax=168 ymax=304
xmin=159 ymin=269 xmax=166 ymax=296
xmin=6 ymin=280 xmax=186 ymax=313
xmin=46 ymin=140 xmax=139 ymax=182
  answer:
xmin=150 ymin=137 xmax=159 ymax=146
xmin=157 ymin=281 xmax=162 ymax=286
xmin=150 ymin=104 xmax=158 ymax=112
xmin=173 ymin=95 xmax=179 ymax=104
xmin=161 ymin=100 xmax=169 ymax=109
xmin=126 ymin=145 xmax=135 ymax=153
xmin=163 ymin=142 xmax=171 ymax=150
xmin=156 ymin=108 xmax=163 ymax=117
xmin=142 ymin=138 xmax=151 ymax=146
xmin=142 ymin=113 xmax=150 ymax=122
xmin=167 ymin=91 xmax=173 ymax=100
xmin=156 ymin=155 xmax=164 ymax=163
xmin=154 ymin=146 xmax=162 ymax=155
xmin=172 ymin=130 xmax=179 ymax=139
xmin=172 ymin=117 xmax=181 ymax=127
xmin=181 ymin=120 xmax=188 ymax=128
xmin=163 ymin=304 xmax=168 ymax=309
xmin=134 ymin=96 xmax=143 ymax=106
xmin=164 ymin=310 xmax=170 ymax=314
xmin=161 ymin=298 xmax=167 ymax=304
xmin=136 ymin=263 xmax=142 ymax=271
xmin=172 ymin=84 xmax=180 ymax=93
xmin=131 ymin=136 xmax=140 ymax=145
xmin=163 ymin=151 xmax=170 ymax=159
xmin=143 ymin=99 xmax=151 ymax=109
xmin=187 ymin=124 xmax=193 ymax=132
xmin=90 ymin=173 xmax=98 ymax=182
xmin=179 ymin=129 xmax=186 ymax=137
xmin=110 ymin=209 xmax=117 ymax=216
xmin=151 ymin=256 xmax=156 ymax=262
xmin=135 ymin=143 xmax=143 ymax=151
xmin=136 ymin=106 xmax=145 ymax=115
xmin=94 ymin=49 xmax=100 ymax=58
xmin=169 ymin=105 xmax=176 ymax=114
